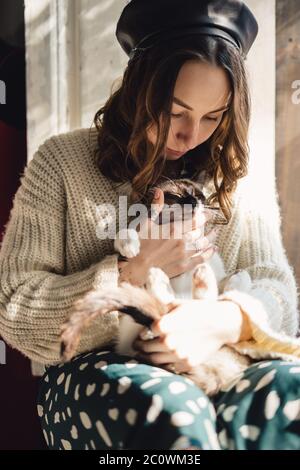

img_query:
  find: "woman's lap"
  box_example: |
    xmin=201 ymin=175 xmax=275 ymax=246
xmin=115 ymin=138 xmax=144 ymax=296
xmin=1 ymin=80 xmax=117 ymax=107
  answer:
xmin=37 ymin=349 xmax=218 ymax=450
xmin=37 ymin=350 xmax=300 ymax=450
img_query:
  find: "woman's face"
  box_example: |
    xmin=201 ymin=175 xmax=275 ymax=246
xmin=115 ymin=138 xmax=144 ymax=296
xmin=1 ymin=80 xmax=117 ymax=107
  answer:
xmin=147 ymin=60 xmax=231 ymax=160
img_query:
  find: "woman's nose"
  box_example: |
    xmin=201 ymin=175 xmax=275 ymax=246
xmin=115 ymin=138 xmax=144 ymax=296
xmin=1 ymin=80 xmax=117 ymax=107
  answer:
xmin=175 ymin=122 xmax=201 ymax=149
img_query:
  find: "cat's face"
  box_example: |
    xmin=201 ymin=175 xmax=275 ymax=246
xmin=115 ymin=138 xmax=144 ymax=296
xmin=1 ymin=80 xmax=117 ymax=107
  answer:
xmin=142 ymin=179 xmax=207 ymax=225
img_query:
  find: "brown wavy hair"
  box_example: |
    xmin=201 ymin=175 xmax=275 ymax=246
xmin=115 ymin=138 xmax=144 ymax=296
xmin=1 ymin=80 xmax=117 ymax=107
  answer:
xmin=92 ymin=35 xmax=251 ymax=223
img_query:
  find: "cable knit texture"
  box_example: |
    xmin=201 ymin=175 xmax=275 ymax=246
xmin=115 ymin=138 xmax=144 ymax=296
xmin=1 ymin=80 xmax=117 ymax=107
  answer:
xmin=0 ymin=127 xmax=299 ymax=376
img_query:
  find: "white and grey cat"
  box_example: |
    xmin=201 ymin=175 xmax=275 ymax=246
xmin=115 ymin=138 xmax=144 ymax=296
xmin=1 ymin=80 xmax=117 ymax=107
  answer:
xmin=60 ymin=179 xmax=252 ymax=396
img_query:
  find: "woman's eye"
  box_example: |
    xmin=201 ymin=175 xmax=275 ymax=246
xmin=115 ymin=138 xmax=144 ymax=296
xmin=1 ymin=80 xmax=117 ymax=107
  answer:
xmin=170 ymin=113 xmax=220 ymax=122
xmin=205 ymin=116 xmax=219 ymax=122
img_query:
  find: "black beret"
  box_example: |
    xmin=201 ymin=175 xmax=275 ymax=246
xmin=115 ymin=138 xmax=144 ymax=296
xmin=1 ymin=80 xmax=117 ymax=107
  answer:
xmin=116 ymin=0 xmax=258 ymax=62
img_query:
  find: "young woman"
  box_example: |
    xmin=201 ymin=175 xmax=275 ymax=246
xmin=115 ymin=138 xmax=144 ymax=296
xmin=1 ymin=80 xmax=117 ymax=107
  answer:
xmin=0 ymin=0 xmax=299 ymax=450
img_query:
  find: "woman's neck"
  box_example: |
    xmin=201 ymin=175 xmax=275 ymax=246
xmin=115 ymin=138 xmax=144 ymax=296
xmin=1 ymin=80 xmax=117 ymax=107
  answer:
xmin=162 ymin=159 xmax=185 ymax=179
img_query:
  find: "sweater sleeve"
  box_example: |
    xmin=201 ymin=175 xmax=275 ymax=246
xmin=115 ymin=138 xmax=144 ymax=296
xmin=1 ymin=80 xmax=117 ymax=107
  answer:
xmin=219 ymin=180 xmax=300 ymax=361
xmin=0 ymin=137 xmax=120 ymax=365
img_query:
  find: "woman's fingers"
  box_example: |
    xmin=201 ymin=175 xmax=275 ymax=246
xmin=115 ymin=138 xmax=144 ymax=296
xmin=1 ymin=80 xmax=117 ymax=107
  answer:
xmin=134 ymin=188 xmax=220 ymax=279
xmin=136 ymin=351 xmax=185 ymax=367
xmin=135 ymin=345 xmax=193 ymax=373
xmin=185 ymin=226 xmax=220 ymax=243
xmin=164 ymin=362 xmax=191 ymax=374
xmin=133 ymin=337 xmax=168 ymax=354
xmin=166 ymin=243 xmax=217 ymax=278
xmin=190 ymin=244 xmax=217 ymax=265
xmin=184 ymin=228 xmax=219 ymax=252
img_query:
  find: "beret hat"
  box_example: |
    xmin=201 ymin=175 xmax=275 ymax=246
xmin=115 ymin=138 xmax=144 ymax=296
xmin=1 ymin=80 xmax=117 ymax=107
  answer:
xmin=116 ymin=0 xmax=258 ymax=61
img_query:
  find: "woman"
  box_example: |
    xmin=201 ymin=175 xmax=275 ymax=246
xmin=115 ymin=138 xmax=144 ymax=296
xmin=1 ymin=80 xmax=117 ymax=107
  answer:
xmin=0 ymin=0 xmax=299 ymax=450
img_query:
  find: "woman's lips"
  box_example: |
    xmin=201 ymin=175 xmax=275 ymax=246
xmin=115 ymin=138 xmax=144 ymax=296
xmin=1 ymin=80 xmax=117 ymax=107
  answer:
xmin=166 ymin=147 xmax=185 ymax=157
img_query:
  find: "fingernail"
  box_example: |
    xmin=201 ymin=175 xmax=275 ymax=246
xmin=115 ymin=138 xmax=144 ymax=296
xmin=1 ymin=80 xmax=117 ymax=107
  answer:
xmin=139 ymin=330 xmax=150 ymax=340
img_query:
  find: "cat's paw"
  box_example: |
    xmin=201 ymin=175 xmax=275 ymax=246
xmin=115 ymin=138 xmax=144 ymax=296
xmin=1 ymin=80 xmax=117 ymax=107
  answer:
xmin=192 ymin=263 xmax=218 ymax=300
xmin=114 ymin=228 xmax=140 ymax=258
xmin=223 ymin=269 xmax=252 ymax=293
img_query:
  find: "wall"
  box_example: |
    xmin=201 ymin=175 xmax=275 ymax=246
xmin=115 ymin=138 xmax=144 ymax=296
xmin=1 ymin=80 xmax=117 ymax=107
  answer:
xmin=0 ymin=0 xmax=46 ymax=450
xmin=24 ymin=0 xmax=128 ymax=159
xmin=276 ymin=0 xmax=300 ymax=291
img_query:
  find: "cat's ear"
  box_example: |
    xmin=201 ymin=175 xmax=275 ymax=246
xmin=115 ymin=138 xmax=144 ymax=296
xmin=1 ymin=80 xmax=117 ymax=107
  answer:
xmin=194 ymin=187 xmax=206 ymax=204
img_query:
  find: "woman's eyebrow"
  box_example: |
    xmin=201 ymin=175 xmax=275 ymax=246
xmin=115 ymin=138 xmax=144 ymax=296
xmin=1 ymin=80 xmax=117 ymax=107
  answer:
xmin=173 ymin=96 xmax=229 ymax=113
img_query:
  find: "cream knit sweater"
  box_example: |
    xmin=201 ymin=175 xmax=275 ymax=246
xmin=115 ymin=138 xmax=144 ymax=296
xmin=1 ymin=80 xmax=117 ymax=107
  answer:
xmin=0 ymin=127 xmax=300 ymax=377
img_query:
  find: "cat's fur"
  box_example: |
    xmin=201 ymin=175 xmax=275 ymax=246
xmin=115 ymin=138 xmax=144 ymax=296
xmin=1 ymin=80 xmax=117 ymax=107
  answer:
xmin=60 ymin=178 xmax=252 ymax=396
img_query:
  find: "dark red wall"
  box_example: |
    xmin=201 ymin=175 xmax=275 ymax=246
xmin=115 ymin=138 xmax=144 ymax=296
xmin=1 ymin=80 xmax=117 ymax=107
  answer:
xmin=0 ymin=1 xmax=46 ymax=450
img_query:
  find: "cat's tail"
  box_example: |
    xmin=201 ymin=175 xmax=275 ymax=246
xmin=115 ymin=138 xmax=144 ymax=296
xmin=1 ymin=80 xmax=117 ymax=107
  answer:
xmin=60 ymin=282 xmax=169 ymax=362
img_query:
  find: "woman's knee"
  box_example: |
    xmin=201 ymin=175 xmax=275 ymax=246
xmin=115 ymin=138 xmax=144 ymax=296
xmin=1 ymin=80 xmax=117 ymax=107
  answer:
xmin=244 ymin=360 xmax=300 ymax=396
xmin=213 ymin=360 xmax=300 ymax=450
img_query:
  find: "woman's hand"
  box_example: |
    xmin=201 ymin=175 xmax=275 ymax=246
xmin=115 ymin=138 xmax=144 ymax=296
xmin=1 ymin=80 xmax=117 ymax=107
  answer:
xmin=132 ymin=299 xmax=245 ymax=373
xmin=118 ymin=189 xmax=219 ymax=286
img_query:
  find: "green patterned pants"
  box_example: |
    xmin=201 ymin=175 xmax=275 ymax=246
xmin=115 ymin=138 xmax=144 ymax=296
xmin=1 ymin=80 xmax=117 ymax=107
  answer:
xmin=37 ymin=350 xmax=300 ymax=450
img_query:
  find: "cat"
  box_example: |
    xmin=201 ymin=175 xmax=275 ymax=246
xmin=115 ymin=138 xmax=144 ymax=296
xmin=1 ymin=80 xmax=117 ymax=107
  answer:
xmin=116 ymin=179 xmax=252 ymax=299
xmin=60 ymin=178 xmax=252 ymax=396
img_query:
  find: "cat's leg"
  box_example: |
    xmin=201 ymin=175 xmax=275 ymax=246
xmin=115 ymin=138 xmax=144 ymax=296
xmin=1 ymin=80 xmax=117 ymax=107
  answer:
xmin=192 ymin=263 xmax=219 ymax=300
xmin=116 ymin=314 xmax=146 ymax=357
xmin=206 ymin=252 xmax=251 ymax=294
xmin=221 ymin=269 xmax=252 ymax=293
xmin=207 ymin=252 xmax=227 ymax=283
xmin=146 ymin=267 xmax=176 ymax=304
xmin=114 ymin=228 xmax=140 ymax=258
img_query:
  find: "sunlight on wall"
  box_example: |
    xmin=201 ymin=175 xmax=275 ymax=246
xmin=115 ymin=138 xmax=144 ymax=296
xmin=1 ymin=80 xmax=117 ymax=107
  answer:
xmin=238 ymin=0 xmax=276 ymax=210
xmin=245 ymin=0 xmax=276 ymax=200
